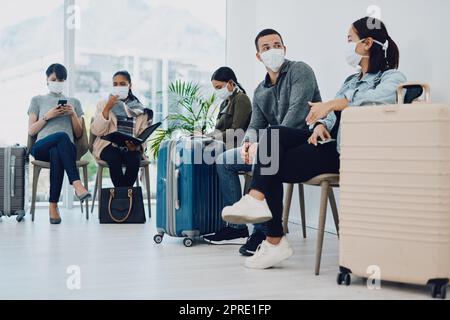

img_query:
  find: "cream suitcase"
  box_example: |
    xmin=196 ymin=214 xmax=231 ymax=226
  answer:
xmin=338 ymin=101 xmax=450 ymax=299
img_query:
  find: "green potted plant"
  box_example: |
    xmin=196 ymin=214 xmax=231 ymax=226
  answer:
xmin=149 ymin=80 xmax=218 ymax=158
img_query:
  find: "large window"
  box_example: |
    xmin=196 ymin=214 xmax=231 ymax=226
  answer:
xmin=74 ymin=0 xmax=226 ymax=194
xmin=0 ymin=1 xmax=64 ymax=146
xmin=0 ymin=0 xmax=226 ymax=203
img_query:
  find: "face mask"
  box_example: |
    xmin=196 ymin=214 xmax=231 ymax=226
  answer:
xmin=48 ymin=81 xmax=65 ymax=94
xmin=345 ymin=39 xmax=369 ymax=69
xmin=260 ymin=48 xmax=286 ymax=72
xmin=215 ymin=85 xmax=233 ymax=101
xmin=112 ymin=86 xmax=130 ymax=100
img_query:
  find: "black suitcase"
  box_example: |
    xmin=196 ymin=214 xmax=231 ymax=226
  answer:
xmin=0 ymin=145 xmax=29 ymax=222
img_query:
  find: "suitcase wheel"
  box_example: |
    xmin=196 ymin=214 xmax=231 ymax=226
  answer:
xmin=337 ymin=272 xmax=352 ymax=287
xmin=154 ymin=234 xmax=164 ymax=245
xmin=16 ymin=211 xmax=26 ymax=223
xmin=183 ymin=238 xmax=194 ymax=248
xmin=430 ymin=281 xmax=448 ymax=300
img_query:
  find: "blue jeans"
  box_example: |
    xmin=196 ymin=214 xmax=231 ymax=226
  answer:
xmin=216 ymin=147 xmax=268 ymax=235
xmin=31 ymin=132 xmax=80 ymax=203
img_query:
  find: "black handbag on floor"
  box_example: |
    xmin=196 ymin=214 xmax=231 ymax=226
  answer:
xmin=100 ymin=187 xmax=146 ymax=224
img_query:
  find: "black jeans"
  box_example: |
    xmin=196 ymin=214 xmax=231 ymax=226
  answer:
xmin=100 ymin=144 xmax=141 ymax=188
xmin=31 ymin=132 xmax=80 ymax=203
xmin=250 ymin=126 xmax=341 ymax=238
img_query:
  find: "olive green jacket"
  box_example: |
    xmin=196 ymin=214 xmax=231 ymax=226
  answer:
xmin=210 ymin=91 xmax=252 ymax=149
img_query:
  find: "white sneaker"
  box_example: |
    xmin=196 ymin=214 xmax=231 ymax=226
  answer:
xmin=245 ymin=237 xmax=294 ymax=270
xmin=222 ymin=195 xmax=273 ymax=225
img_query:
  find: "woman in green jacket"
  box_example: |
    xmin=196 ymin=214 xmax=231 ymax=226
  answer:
xmin=210 ymin=67 xmax=252 ymax=150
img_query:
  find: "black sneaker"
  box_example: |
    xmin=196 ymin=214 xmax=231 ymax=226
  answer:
xmin=203 ymin=227 xmax=250 ymax=245
xmin=239 ymin=232 xmax=267 ymax=257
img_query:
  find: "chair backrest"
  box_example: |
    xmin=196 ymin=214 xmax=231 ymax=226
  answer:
xmin=27 ymin=118 xmax=89 ymax=161
xmin=88 ymin=117 xmax=96 ymax=155
xmin=76 ymin=118 xmax=89 ymax=161
xmin=397 ymin=83 xmax=431 ymax=104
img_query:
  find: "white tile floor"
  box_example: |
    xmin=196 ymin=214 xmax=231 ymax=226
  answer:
xmin=0 ymin=206 xmax=443 ymax=300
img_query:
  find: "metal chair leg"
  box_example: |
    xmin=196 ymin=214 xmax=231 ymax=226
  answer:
xmin=299 ymin=184 xmax=307 ymax=239
xmin=97 ymin=166 xmax=104 ymax=215
xmin=91 ymin=169 xmax=99 ymax=214
xmin=83 ymin=165 xmax=89 ymax=220
xmin=315 ymin=181 xmax=330 ymax=276
xmin=79 ymin=168 xmax=84 ymax=214
xmin=31 ymin=165 xmax=42 ymax=222
xmin=329 ymin=187 xmax=340 ymax=237
xmin=282 ymin=184 xmax=294 ymax=234
xmin=144 ymin=165 xmax=152 ymax=219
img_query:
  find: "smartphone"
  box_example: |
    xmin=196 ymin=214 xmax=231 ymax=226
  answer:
xmin=58 ymin=100 xmax=68 ymax=108
xmin=318 ymin=139 xmax=337 ymax=145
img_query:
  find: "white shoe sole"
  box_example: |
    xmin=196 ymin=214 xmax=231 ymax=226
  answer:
xmin=222 ymin=213 xmax=273 ymax=225
xmin=203 ymin=238 xmax=248 ymax=246
xmin=244 ymin=248 xmax=294 ymax=270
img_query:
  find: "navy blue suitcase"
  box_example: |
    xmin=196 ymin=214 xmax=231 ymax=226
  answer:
xmin=154 ymin=137 xmax=225 ymax=247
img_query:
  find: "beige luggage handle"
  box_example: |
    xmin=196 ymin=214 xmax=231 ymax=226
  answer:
xmin=397 ymin=83 xmax=431 ymax=105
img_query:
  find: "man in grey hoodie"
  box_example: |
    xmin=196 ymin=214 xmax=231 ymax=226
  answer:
xmin=204 ymin=29 xmax=322 ymax=255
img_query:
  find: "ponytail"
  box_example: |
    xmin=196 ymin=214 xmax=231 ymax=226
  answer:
xmin=385 ymin=35 xmax=400 ymax=71
xmin=353 ymin=17 xmax=400 ymax=73
xmin=235 ymin=82 xmax=247 ymax=95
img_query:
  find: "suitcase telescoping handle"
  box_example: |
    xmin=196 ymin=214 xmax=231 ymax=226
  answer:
xmin=10 ymin=155 xmax=16 ymax=198
xmin=397 ymin=82 xmax=431 ymax=105
xmin=174 ymin=169 xmax=180 ymax=210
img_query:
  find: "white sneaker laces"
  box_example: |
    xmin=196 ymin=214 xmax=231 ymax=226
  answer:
xmin=254 ymin=241 xmax=269 ymax=258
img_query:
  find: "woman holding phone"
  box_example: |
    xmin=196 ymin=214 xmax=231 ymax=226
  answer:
xmin=91 ymin=71 xmax=153 ymax=188
xmin=28 ymin=63 xmax=91 ymax=225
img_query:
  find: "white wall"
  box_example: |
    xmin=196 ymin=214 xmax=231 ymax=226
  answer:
xmin=227 ymin=0 xmax=450 ymax=231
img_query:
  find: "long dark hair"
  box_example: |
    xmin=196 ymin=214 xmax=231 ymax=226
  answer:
xmin=211 ymin=67 xmax=246 ymax=94
xmin=113 ymin=70 xmax=140 ymax=102
xmin=353 ymin=17 xmax=400 ymax=73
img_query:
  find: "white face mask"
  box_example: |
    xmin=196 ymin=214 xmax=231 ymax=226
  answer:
xmin=260 ymin=48 xmax=286 ymax=72
xmin=112 ymin=86 xmax=130 ymax=100
xmin=345 ymin=39 xmax=369 ymax=69
xmin=48 ymin=81 xmax=65 ymax=95
xmin=215 ymin=86 xmax=233 ymax=101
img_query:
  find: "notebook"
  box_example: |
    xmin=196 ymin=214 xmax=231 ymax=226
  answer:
xmin=101 ymin=122 xmax=162 ymax=148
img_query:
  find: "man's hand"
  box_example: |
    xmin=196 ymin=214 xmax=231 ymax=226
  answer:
xmin=247 ymin=143 xmax=259 ymax=165
xmin=308 ymin=124 xmax=331 ymax=146
xmin=241 ymin=142 xmax=252 ymax=164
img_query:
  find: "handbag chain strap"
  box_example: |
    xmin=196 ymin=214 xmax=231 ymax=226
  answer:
xmin=108 ymin=189 xmax=133 ymax=223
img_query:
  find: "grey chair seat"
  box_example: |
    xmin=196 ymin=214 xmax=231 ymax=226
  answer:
xmin=304 ymin=174 xmax=340 ymax=187
xmin=32 ymin=160 xmax=90 ymax=169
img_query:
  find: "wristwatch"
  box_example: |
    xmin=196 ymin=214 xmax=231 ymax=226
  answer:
xmin=42 ymin=115 xmax=49 ymax=122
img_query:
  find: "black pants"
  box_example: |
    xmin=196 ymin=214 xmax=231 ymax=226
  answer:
xmin=31 ymin=133 xmax=80 ymax=203
xmin=251 ymin=126 xmax=341 ymax=238
xmin=100 ymin=144 xmax=141 ymax=188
